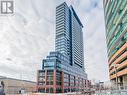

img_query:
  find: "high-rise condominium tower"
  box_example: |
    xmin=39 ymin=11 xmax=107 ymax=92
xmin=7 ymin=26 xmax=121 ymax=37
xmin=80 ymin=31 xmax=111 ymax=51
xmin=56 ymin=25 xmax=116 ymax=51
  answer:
xmin=55 ymin=3 xmax=84 ymax=69
xmin=37 ymin=2 xmax=89 ymax=93
xmin=103 ymin=0 xmax=127 ymax=86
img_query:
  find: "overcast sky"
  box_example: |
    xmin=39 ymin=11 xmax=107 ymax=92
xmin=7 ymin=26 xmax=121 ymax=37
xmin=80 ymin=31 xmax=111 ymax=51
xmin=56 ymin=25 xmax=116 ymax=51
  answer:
xmin=0 ymin=0 xmax=109 ymax=82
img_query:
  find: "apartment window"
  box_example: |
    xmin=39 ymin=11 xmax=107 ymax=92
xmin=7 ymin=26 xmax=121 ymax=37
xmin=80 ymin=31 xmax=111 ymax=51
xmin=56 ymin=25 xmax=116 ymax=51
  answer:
xmin=47 ymin=70 xmax=53 ymax=75
xmin=47 ymin=81 xmax=53 ymax=85
xmin=46 ymin=88 xmax=53 ymax=93
xmin=44 ymin=61 xmax=55 ymax=69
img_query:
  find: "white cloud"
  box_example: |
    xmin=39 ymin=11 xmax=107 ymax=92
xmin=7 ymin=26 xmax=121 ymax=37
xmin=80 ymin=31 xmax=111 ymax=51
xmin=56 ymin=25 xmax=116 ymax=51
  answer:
xmin=0 ymin=0 xmax=109 ymax=82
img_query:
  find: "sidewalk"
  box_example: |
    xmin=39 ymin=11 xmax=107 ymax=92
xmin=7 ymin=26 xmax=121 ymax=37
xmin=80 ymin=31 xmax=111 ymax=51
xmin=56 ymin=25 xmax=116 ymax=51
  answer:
xmin=95 ymin=90 xmax=127 ymax=95
xmin=6 ymin=92 xmax=82 ymax=95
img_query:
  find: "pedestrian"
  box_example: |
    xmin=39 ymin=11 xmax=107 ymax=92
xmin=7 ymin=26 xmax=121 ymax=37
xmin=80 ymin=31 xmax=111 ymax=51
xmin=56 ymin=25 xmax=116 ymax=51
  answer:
xmin=0 ymin=81 xmax=5 ymax=95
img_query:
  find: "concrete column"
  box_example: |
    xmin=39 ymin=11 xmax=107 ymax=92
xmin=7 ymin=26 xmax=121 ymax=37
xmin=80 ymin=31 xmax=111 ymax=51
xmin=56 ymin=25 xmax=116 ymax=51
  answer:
xmin=45 ymin=70 xmax=47 ymax=93
xmin=123 ymin=75 xmax=127 ymax=87
xmin=61 ymin=71 xmax=64 ymax=93
xmin=53 ymin=69 xmax=56 ymax=93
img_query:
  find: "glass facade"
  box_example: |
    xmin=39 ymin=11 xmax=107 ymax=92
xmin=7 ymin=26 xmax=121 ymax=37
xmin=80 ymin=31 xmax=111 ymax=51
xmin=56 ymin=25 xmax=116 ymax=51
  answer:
xmin=70 ymin=6 xmax=84 ymax=68
xmin=103 ymin=0 xmax=127 ymax=86
xmin=55 ymin=2 xmax=71 ymax=64
xmin=37 ymin=2 xmax=89 ymax=93
xmin=55 ymin=3 xmax=85 ymax=69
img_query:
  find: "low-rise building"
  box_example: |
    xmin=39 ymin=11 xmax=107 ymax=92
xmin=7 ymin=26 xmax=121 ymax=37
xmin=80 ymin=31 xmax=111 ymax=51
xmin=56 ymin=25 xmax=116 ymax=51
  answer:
xmin=0 ymin=76 xmax=36 ymax=94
